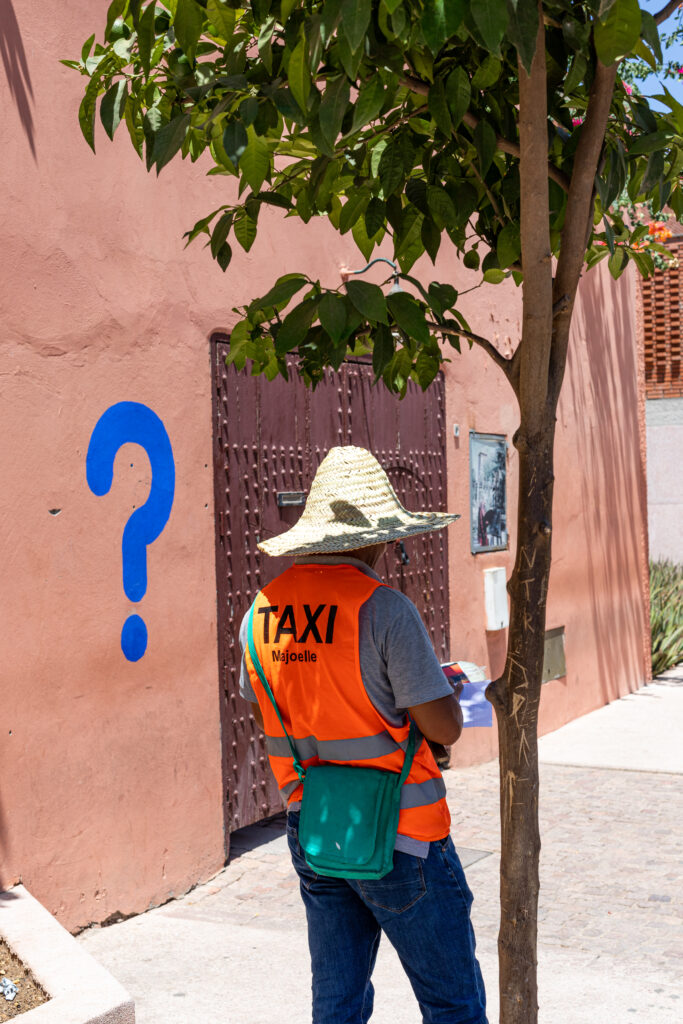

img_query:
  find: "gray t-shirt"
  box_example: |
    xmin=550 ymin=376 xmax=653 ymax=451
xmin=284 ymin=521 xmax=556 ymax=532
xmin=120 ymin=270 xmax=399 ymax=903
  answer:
xmin=239 ymin=555 xmax=453 ymax=856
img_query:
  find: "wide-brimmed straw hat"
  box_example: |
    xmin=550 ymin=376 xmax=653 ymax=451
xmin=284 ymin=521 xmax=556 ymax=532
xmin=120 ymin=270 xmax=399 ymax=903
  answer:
xmin=258 ymin=445 xmax=460 ymax=557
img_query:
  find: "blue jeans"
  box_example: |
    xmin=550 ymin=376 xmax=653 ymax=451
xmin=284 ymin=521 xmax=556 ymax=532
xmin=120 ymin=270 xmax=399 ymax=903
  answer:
xmin=287 ymin=812 xmax=488 ymax=1024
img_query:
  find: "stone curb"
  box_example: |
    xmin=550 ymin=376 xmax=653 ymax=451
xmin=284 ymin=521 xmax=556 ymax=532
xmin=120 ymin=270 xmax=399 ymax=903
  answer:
xmin=0 ymin=886 xmax=134 ymax=1023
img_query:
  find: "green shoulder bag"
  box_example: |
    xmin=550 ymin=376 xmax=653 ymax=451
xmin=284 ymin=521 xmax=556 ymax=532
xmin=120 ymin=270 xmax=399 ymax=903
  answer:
xmin=247 ymin=602 xmax=416 ymax=880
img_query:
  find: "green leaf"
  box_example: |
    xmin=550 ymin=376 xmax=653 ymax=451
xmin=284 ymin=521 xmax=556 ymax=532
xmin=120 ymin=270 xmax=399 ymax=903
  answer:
xmin=428 ymin=282 xmax=457 ymax=317
xmin=340 ymin=0 xmax=371 ymax=53
xmin=105 ymin=1 xmax=126 ymax=40
xmin=608 ymin=247 xmax=626 ymax=279
xmin=81 ymin=32 xmax=95 ymax=63
xmin=471 ymin=0 xmax=508 ymax=54
xmin=445 ymin=68 xmax=470 ymax=130
xmin=352 ymin=214 xmax=377 ymax=260
xmin=234 ymin=215 xmax=257 ymax=253
xmin=340 ymin=187 xmax=372 ymax=234
xmin=471 ymin=56 xmax=501 ymax=90
xmin=351 ymin=77 xmax=385 ymax=133
xmin=173 ymin=0 xmax=205 ymax=63
xmin=415 ymin=349 xmax=441 ymax=390
xmin=505 ymin=0 xmax=539 ymax=74
xmin=631 ymin=38 xmax=656 ymax=72
xmin=319 ymin=292 xmax=348 ymax=344
xmin=226 ymin=319 xmax=252 ymax=366
xmin=223 ymin=122 xmax=248 ymax=167
xmin=428 ymin=80 xmax=452 ymax=136
xmin=387 ymin=292 xmax=430 ymax=344
xmin=628 ymin=131 xmax=671 ymax=156
xmin=483 ymin=267 xmax=506 ymax=283
xmin=421 ymin=0 xmax=465 ymax=54
xmin=640 ymin=10 xmax=662 ymax=64
xmin=463 ymin=249 xmax=480 ymax=270
xmin=240 ymin=126 xmax=271 ymax=192
xmin=364 ymin=197 xmax=385 ymax=238
xmin=136 ymin=1 xmax=157 ymax=76
xmin=594 ymin=0 xmax=641 ymax=66
xmin=565 ymin=52 xmax=587 ymax=94
xmin=474 ymin=120 xmax=496 ymax=176
xmin=210 ymin=211 xmax=233 ymax=258
xmin=372 ymin=323 xmax=395 ymax=380
xmin=275 ymin=298 xmax=319 ymax=353
xmin=395 ymin=207 xmax=425 ymax=273
xmin=426 ymin=185 xmax=456 ymax=228
xmin=421 ymin=217 xmax=441 ymax=263
xmin=345 ymin=280 xmax=388 ymax=324
xmin=641 ymin=148 xmax=665 ymax=194
xmin=216 ymin=241 xmax=232 ymax=271
xmin=336 ymin=33 xmax=363 ymax=80
xmin=288 ymin=36 xmax=311 ymax=114
xmin=280 ymin=0 xmax=299 ymax=26
xmin=79 ymin=72 xmax=101 ymax=152
xmin=207 ymin=0 xmax=236 ymax=42
xmin=319 ymin=76 xmax=350 ymax=148
xmin=154 ymin=112 xmax=191 ymax=173
xmin=378 ymin=141 xmax=404 ymax=197
xmin=496 ymin=222 xmax=521 ymax=268
xmin=100 ymin=81 xmax=128 ymax=141
xmin=249 ymin=274 xmax=309 ymax=316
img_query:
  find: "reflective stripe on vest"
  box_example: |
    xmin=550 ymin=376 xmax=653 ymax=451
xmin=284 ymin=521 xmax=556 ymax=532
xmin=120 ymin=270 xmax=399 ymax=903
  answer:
xmin=245 ymin=564 xmax=451 ymax=843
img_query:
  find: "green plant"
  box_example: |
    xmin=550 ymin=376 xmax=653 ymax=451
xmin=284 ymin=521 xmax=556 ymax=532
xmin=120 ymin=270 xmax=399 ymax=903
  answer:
xmin=650 ymin=559 xmax=683 ymax=675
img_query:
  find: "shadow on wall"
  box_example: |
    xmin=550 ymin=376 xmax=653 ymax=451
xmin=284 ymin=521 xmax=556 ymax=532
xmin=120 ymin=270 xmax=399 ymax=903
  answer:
xmin=0 ymin=0 xmax=35 ymax=159
xmin=566 ymin=272 xmax=648 ymax=704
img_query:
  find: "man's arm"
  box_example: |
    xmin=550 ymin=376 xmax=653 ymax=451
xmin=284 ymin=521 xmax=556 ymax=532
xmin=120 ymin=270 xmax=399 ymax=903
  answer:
xmin=408 ymin=691 xmax=463 ymax=747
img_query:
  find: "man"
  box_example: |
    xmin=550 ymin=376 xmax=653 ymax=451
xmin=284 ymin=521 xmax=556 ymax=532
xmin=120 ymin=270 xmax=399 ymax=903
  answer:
xmin=240 ymin=445 xmax=487 ymax=1024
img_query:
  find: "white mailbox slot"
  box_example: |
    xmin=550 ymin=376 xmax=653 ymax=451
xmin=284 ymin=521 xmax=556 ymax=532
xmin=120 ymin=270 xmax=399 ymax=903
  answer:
xmin=483 ymin=566 xmax=509 ymax=630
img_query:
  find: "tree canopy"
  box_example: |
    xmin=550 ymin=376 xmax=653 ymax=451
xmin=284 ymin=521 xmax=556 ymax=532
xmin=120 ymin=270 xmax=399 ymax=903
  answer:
xmin=67 ymin=1 xmax=683 ymax=397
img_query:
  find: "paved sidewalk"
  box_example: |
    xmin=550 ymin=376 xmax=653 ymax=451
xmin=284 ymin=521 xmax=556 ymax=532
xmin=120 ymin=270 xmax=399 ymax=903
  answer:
xmin=79 ymin=670 xmax=683 ymax=1023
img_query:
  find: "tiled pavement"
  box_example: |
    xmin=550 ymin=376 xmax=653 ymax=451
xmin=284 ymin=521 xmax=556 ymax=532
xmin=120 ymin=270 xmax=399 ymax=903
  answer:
xmin=80 ymin=677 xmax=683 ymax=1023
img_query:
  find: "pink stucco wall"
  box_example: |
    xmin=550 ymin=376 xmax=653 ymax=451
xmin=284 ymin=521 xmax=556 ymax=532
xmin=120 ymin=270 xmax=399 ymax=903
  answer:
xmin=1 ymin=2 xmax=649 ymax=930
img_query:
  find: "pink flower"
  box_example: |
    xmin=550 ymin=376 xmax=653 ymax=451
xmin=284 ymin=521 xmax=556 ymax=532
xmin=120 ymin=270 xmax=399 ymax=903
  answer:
xmin=625 ymin=84 xmax=632 ymax=95
xmin=677 ymin=66 xmax=683 ymax=76
xmin=572 ymin=116 xmax=583 ymax=126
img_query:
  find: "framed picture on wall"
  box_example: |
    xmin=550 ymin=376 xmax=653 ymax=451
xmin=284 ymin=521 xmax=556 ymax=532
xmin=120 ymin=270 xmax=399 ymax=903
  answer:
xmin=470 ymin=432 xmax=508 ymax=554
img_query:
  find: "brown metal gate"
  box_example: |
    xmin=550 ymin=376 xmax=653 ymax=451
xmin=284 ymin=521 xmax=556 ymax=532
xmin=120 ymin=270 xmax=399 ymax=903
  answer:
xmin=211 ymin=338 xmax=451 ymax=846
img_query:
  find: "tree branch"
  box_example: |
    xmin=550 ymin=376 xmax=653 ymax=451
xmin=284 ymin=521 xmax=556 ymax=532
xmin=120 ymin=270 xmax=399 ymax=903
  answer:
xmin=399 ymin=74 xmax=570 ymax=193
xmin=517 ymin=10 xmax=554 ymax=433
xmin=549 ymin=60 xmax=618 ymax=404
xmin=654 ymin=1 xmax=681 ymax=26
xmin=433 ymin=321 xmax=518 ymax=384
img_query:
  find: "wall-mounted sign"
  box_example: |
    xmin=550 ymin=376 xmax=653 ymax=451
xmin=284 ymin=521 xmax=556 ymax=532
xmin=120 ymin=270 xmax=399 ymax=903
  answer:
xmin=470 ymin=432 xmax=508 ymax=554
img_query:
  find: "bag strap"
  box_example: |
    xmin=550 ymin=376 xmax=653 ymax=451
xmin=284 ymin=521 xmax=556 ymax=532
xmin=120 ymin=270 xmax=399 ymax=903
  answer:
xmin=247 ymin=601 xmax=306 ymax=783
xmin=398 ymin=720 xmax=417 ymax=786
xmin=247 ymin=597 xmax=417 ymax=787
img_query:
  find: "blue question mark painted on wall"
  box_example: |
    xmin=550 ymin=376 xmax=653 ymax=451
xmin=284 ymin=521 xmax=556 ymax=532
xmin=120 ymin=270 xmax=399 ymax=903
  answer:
xmin=86 ymin=402 xmax=175 ymax=662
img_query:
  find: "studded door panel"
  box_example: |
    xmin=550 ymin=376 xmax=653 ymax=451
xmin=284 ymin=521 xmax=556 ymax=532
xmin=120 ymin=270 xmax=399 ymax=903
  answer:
xmin=212 ymin=343 xmax=451 ymax=843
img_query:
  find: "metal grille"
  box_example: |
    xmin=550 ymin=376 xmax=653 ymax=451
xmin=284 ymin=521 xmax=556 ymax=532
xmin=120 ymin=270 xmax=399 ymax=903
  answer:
xmin=211 ymin=341 xmax=451 ymax=843
xmin=641 ymin=243 xmax=683 ymax=397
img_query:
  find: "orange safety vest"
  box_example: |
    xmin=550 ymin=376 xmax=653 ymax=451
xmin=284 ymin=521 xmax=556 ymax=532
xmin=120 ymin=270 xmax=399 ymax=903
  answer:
xmin=245 ymin=563 xmax=451 ymax=844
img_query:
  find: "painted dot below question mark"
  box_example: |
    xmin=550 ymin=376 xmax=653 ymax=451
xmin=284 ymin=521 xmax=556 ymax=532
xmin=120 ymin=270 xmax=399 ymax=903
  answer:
xmin=121 ymin=614 xmax=148 ymax=662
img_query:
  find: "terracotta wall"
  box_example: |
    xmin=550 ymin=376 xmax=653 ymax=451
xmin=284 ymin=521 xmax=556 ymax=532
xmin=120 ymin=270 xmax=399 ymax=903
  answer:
xmin=1 ymin=1 xmax=649 ymax=930
xmin=443 ymin=261 xmax=651 ymax=767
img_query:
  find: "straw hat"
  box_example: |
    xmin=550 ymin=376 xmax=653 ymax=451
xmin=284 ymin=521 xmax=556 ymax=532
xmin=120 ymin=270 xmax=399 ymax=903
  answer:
xmin=258 ymin=445 xmax=460 ymax=557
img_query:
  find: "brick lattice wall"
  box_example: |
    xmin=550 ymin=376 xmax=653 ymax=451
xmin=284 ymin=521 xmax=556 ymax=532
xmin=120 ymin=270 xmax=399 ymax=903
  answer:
xmin=641 ymin=239 xmax=683 ymax=399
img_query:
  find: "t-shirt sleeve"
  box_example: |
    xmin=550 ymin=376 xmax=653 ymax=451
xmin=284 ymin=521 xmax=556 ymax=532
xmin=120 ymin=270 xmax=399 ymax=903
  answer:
xmin=359 ymin=587 xmax=453 ymax=717
xmin=238 ymin=605 xmax=257 ymax=702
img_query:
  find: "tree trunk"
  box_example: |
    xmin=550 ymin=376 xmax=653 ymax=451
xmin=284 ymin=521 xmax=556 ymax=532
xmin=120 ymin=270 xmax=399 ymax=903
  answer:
xmin=488 ymin=411 xmax=556 ymax=1024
